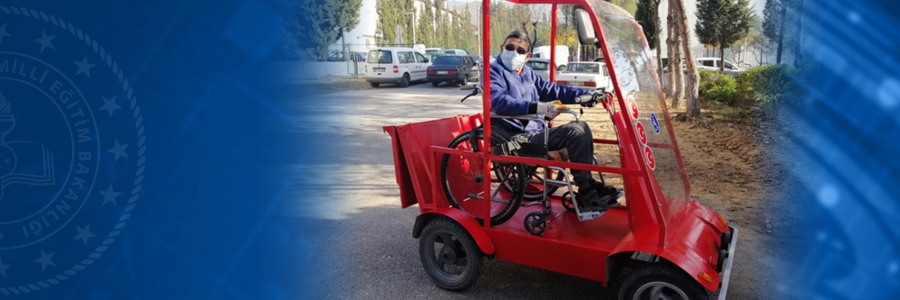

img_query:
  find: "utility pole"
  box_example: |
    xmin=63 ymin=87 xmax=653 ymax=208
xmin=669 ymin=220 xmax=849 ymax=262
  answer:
xmin=406 ymin=11 xmax=416 ymax=45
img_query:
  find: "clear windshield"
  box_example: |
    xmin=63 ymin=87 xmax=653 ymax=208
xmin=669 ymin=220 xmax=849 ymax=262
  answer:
xmin=588 ymin=0 xmax=690 ymax=218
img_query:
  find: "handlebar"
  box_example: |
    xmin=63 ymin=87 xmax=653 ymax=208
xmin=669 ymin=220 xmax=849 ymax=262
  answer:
xmin=459 ymin=85 xmax=611 ymax=119
xmin=460 ymin=85 xmax=482 ymax=102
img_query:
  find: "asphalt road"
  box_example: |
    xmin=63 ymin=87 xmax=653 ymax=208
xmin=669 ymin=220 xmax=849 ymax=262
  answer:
xmin=277 ymin=80 xmax=777 ymax=299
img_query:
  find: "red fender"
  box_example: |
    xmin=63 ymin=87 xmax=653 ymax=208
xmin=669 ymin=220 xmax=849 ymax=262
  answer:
xmin=607 ymin=203 xmax=728 ymax=292
xmin=412 ymin=208 xmax=495 ymax=256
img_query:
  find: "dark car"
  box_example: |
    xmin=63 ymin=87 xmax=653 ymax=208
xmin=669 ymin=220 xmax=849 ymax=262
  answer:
xmin=470 ymin=55 xmax=483 ymax=67
xmin=426 ymin=55 xmax=478 ymax=87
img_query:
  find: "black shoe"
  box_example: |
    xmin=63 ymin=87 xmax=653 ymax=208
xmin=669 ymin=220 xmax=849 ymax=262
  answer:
xmin=576 ymin=190 xmax=611 ymax=212
xmin=590 ymin=182 xmax=623 ymax=207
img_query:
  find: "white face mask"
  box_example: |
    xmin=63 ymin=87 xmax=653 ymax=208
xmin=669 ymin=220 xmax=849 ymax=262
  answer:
xmin=499 ymin=50 xmax=527 ymax=71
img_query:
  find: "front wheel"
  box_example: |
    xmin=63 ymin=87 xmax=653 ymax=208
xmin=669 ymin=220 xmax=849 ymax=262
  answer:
xmin=419 ymin=218 xmax=483 ymax=291
xmin=612 ymin=264 xmax=709 ymax=300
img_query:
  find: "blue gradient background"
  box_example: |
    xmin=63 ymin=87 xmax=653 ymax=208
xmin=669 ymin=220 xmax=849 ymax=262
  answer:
xmin=776 ymin=0 xmax=900 ymax=299
xmin=0 ymin=0 xmax=897 ymax=299
xmin=0 ymin=0 xmax=316 ymax=299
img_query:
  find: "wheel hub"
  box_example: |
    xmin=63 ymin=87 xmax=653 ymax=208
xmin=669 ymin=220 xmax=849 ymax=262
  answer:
xmin=634 ymin=281 xmax=689 ymax=300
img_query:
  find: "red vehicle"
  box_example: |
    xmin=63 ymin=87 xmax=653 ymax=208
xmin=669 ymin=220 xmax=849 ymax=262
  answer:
xmin=383 ymin=0 xmax=738 ymax=299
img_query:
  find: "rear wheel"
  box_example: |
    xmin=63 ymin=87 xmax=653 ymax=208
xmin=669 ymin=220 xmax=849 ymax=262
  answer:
xmin=612 ymin=264 xmax=709 ymax=300
xmin=440 ymin=129 xmax=525 ymax=225
xmin=419 ymin=218 xmax=483 ymax=291
xmin=432 ymin=81 xmax=440 ymax=87
xmin=400 ymin=74 xmax=410 ymax=87
xmin=369 ymin=82 xmax=379 ymax=88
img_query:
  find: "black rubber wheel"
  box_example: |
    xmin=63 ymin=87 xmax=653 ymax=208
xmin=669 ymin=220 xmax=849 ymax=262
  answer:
xmin=524 ymin=211 xmax=547 ymax=235
xmin=432 ymin=81 xmax=440 ymax=87
xmin=400 ymin=74 xmax=410 ymax=87
xmin=612 ymin=264 xmax=709 ymax=300
xmin=440 ymin=128 xmax=526 ymax=226
xmin=561 ymin=191 xmax=576 ymax=211
xmin=419 ymin=218 xmax=483 ymax=291
xmin=369 ymin=82 xmax=379 ymax=88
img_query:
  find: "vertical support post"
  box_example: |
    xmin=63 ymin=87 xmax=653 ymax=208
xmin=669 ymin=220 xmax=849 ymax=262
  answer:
xmin=550 ymin=3 xmax=558 ymax=82
xmin=481 ymin=0 xmax=492 ymax=229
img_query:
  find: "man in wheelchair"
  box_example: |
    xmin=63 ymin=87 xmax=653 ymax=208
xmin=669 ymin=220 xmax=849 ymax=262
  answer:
xmin=488 ymin=30 xmax=622 ymax=211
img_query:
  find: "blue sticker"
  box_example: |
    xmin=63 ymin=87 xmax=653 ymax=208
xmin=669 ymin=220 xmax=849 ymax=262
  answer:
xmin=650 ymin=113 xmax=660 ymax=134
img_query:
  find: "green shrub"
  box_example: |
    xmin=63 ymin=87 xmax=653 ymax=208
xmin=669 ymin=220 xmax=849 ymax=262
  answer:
xmin=736 ymin=64 xmax=803 ymax=106
xmin=698 ymin=70 xmax=742 ymax=105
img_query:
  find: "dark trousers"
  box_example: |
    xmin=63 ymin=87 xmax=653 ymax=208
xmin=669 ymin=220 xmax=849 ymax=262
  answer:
xmin=524 ymin=121 xmax=595 ymax=187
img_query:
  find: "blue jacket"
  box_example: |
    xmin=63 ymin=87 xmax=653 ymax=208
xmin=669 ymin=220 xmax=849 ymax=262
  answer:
xmin=489 ymin=58 xmax=590 ymax=135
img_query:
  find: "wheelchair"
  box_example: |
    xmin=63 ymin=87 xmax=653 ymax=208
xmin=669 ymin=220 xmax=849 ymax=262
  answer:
xmin=439 ymin=86 xmax=615 ymax=234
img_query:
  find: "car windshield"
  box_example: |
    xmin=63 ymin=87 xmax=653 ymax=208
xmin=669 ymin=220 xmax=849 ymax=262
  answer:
xmin=434 ymin=56 xmax=460 ymax=65
xmin=526 ymin=61 xmax=548 ymax=71
xmin=564 ymin=63 xmax=604 ymax=75
xmin=587 ymin=0 xmax=691 ymax=219
xmin=368 ymin=50 xmax=391 ymax=64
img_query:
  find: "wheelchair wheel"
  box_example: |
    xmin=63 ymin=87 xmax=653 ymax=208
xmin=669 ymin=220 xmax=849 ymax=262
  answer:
xmin=518 ymin=167 xmax=565 ymax=201
xmin=441 ymin=129 xmax=526 ymax=226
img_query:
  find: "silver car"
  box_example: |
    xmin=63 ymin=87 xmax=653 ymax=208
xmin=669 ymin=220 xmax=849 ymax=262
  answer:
xmin=525 ymin=58 xmax=551 ymax=80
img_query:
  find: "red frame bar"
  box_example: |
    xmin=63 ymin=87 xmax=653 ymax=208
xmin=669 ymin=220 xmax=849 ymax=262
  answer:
xmin=481 ymin=0 xmax=493 ymax=229
xmin=550 ymin=3 xmax=558 ymax=82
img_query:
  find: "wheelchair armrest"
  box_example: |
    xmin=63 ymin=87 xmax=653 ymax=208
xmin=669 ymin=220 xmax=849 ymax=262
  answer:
xmin=490 ymin=110 xmax=579 ymax=122
xmin=490 ymin=113 xmax=545 ymax=121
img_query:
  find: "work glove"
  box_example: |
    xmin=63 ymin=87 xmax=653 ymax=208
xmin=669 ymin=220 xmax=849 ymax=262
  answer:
xmin=537 ymin=101 xmax=565 ymax=119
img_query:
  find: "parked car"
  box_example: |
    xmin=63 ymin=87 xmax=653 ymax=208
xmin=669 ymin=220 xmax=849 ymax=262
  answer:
xmin=443 ymin=49 xmax=468 ymax=56
xmin=555 ymin=61 xmax=611 ymax=90
xmin=425 ymin=48 xmax=444 ymax=54
xmin=662 ymin=57 xmax=745 ymax=76
xmin=470 ymin=55 xmax=483 ymax=67
xmin=696 ymin=57 xmax=745 ymax=76
xmin=525 ymin=58 xmax=551 ymax=80
xmin=426 ymin=55 xmax=478 ymax=87
xmin=326 ymin=51 xmax=366 ymax=62
xmin=427 ymin=52 xmax=445 ymax=64
xmin=366 ymin=47 xmax=430 ymax=88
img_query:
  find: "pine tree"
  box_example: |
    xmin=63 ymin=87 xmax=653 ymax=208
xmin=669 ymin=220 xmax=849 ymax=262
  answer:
xmin=417 ymin=0 xmax=435 ymax=45
xmin=289 ymin=0 xmax=363 ymax=58
xmin=635 ymin=0 xmax=657 ymax=49
xmin=435 ymin=4 xmax=453 ymax=47
xmin=695 ymin=0 xmax=753 ymax=72
xmin=763 ymin=0 xmax=796 ymax=64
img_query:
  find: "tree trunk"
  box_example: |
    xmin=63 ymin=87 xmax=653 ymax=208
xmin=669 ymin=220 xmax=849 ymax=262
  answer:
xmin=668 ymin=1 xmax=684 ymax=108
xmin=776 ymin=1 xmax=786 ymax=64
xmin=794 ymin=0 xmax=804 ymax=66
xmin=673 ymin=0 xmax=700 ymax=118
xmin=655 ymin=0 xmax=663 ymax=85
xmin=665 ymin=13 xmax=675 ymax=99
xmin=719 ymin=44 xmax=725 ymax=72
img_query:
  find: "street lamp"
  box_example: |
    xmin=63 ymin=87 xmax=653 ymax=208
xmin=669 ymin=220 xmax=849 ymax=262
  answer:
xmin=406 ymin=11 xmax=416 ymax=45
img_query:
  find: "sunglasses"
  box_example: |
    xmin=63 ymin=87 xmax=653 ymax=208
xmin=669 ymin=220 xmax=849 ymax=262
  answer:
xmin=504 ymin=44 xmax=528 ymax=55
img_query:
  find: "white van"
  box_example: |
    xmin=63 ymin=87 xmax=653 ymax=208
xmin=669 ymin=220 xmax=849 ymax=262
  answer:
xmin=366 ymin=47 xmax=430 ymax=88
xmin=532 ymin=45 xmax=570 ymax=71
xmin=443 ymin=49 xmax=468 ymax=56
xmin=696 ymin=57 xmax=745 ymax=76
